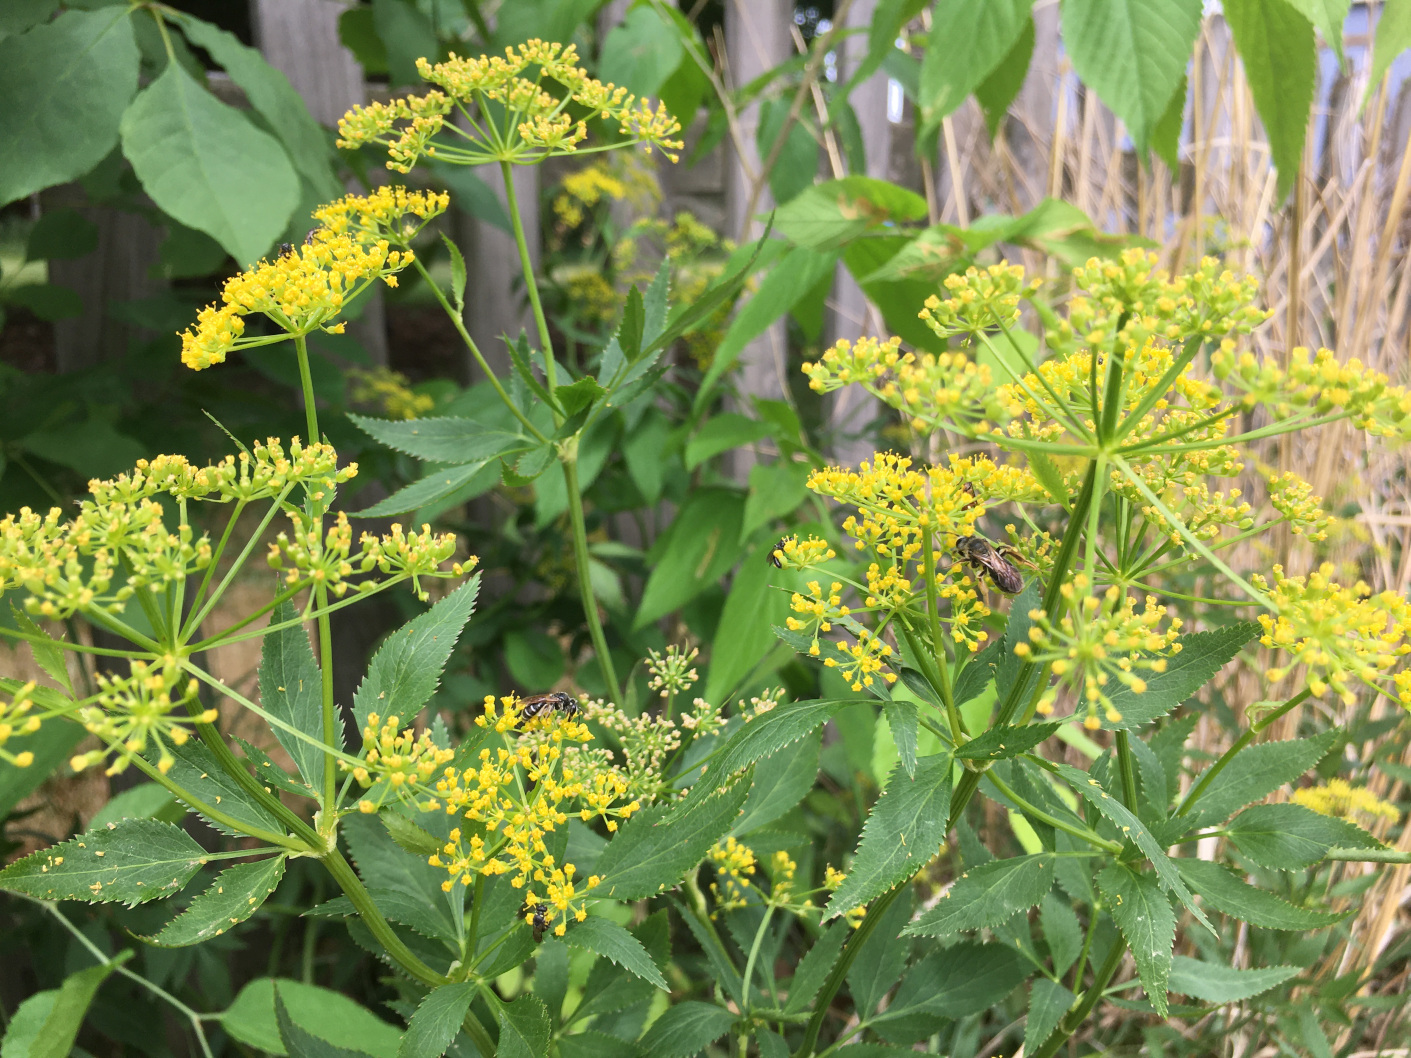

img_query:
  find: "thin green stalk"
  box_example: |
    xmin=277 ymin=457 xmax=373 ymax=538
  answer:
xmin=984 ymin=770 xmax=1122 ymax=853
xmin=1324 ymin=847 xmax=1411 ymax=863
xmin=563 ymin=458 xmax=622 ymax=704
xmin=294 ymin=335 xmax=321 ymax=443
xmin=320 ymin=848 xmax=450 ymax=986
xmin=1176 ymin=689 xmax=1312 ymax=816
xmin=317 ymin=585 xmax=337 ymax=813
xmin=741 ymin=904 xmax=777 ymax=1014
xmin=459 ymin=1009 xmax=496 ymax=1057
xmin=1114 ymin=731 xmax=1139 ymax=812
xmin=793 ymin=883 xmax=905 ymax=1057
xmin=1031 ymin=936 xmax=1125 ymax=1058
xmin=183 ymin=484 xmax=295 ymax=638
xmin=501 ymin=160 xmax=558 ymax=401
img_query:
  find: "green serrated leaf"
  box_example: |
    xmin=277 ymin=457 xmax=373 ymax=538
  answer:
xmin=497 ymin=993 xmax=550 ymax=1058
xmin=1099 ymin=863 xmax=1175 ymax=1016
xmin=1 ymin=953 xmax=128 ymax=1058
xmin=1025 ymin=977 xmax=1077 ymax=1055
xmin=783 ymin=920 xmax=850 ymax=1015
xmin=141 ymin=855 xmax=286 ymax=947
xmin=306 ymin=889 xmax=454 ymax=945
xmin=594 ymin=774 xmax=751 ymax=901
xmin=10 ymin=605 xmax=72 ymax=693
xmin=259 ymin=599 xmax=327 ymax=789
xmin=161 ymin=739 xmax=285 ymax=839
xmin=277 ymin=985 xmax=378 ymax=1058
xmin=1225 ymin=802 xmax=1382 ymax=869
xmin=1040 ymin=893 xmax=1083 ymax=977
xmin=869 ymin=941 xmax=1027 ymax=1042
xmin=1224 ymin=0 xmax=1317 ymax=201
xmin=1187 ymin=730 xmax=1336 ymax=824
xmin=0 ymin=9 xmax=139 ymax=207
xmin=883 ymin=700 xmax=919 ymax=778
xmin=353 ymin=462 xmax=492 ymax=518
xmin=955 ymin=722 xmax=1061 ymax=761
xmin=341 ymin=814 xmax=459 ymax=942
xmin=397 ymin=982 xmax=473 ymax=1058
xmin=352 ymin=577 xmax=480 ymax=733
xmin=349 ymin=413 xmax=530 ymax=466
xmin=733 ymin=728 xmax=820 ymax=836
xmin=564 ymin=916 xmax=668 ymax=990
xmin=825 ymin=753 xmax=952 ymax=919
xmin=441 ymin=233 xmax=467 ymax=315
xmin=381 ymin=813 xmax=441 ymax=858
xmin=1367 ymin=0 xmax=1411 ymax=106
xmin=973 ymin=15 xmax=1035 ymax=138
xmin=1168 ymin=955 xmax=1299 ymax=1003
xmin=233 ymin=737 xmax=317 ymax=798
xmin=1060 ymin=0 xmax=1202 ymax=153
xmin=637 ymin=1001 xmax=736 ymax=1058
xmin=1176 ymin=858 xmax=1348 ymax=929
xmin=0 ymin=818 xmax=205 ymax=906
xmin=905 ymin=854 xmax=1054 ymax=937
xmin=1151 ymin=73 xmax=1188 ymax=171
xmin=1104 ymin=622 xmax=1256 ymax=729
xmin=222 ymin=978 xmax=401 ymax=1058
xmin=919 ymin=0 xmax=1034 ymax=130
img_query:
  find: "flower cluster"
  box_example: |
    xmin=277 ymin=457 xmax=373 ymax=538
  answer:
xmin=68 ymin=661 xmax=215 ymax=776
xmin=1015 ymin=577 xmax=1183 ymax=728
xmin=570 ymin=697 xmax=682 ymax=803
xmin=1255 ymin=564 xmax=1411 ymax=707
xmin=769 ymin=535 xmax=836 ymax=570
xmin=707 ymin=836 xmax=757 ymax=913
xmin=919 ymin=263 xmax=1036 ymax=340
xmin=1292 ymin=779 xmax=1399 ymax=827
xmin=336 ymin=40 xmax=683 ymax=171
xmin=425 ymin=695 xmax=640 ymax=930
xmin=180 ymin=226 xmax=413 ymax=371
xmin=1262 ymin=469 xmax=1330 ymax=542
xmin=645 ymin=644 xmax=700 ymax=699
xmin=824 ymin=866 xmax=867 ymax=928
xmin=0 ymin=681 xmax=42 ymax=768
xmin=312 ymin=187 xmax=449 ymax=249
xmin=265 ymin=514 xmax=468 ymax=602
xmin=347 ymin=713 xmax=455 ymax=809
xmin=825 ymin=627 xmax=898 ymax=693
xmin=349 ymin=366 xmax=435 ymax=420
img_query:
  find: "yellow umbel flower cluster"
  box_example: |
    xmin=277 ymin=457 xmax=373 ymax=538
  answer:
xmin=349 ymin=366 xmax=435 ymax=420
xmin=1212 ymin=345 xmax=1411 ymax=439
xmin=825 ymin=627 xmax=898 ymax=693
xmin=570 ymin=697 xmax=684 ymax=802
xmin=312 ymin=187 xmax=449 ymax=249
xmin=1262 ymin=470 xmax=1330 ymax=542
xmin=265 ymin=514 xmax=468 ymax=602
xmin=769 ymin=536 xmax=836 ymax=570
xmin=1015 ymin=577 xmax=1183 ymax=728
xmin=348 ymin=713 xmax=455 ymax=808
xmin=1292 ymin=778 xmax=1399 ymax=827
xmin=0 ymin=681 xmax=42 ymax=768
xmin=553 ymin=162 xmax=628 ymax=228
xmin=1255 ymin=564 xmax=1411 ymax=707
xmin=919 ymin=263 xmax=1036 ymax=339
xmin=786 ymin=579 xmax=850 ymax=656
xmin=180 ymin=226 xmax=414 ymax=370
xmin=69 ymin=660 xmax=216 ymax=776
xmin=424 ymin=695 xmax=639 ymax=928
xmin=823 ymin=866 xmax=866 ymax=928
xmin=707 ymin=835 xmax=757 ymax=913
xmin=336 ymin=40 xmax=683 ymax=170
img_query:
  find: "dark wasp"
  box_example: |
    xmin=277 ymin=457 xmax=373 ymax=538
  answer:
xmin=952 ymin=535 xmax=1029 ymax=597
xmin=528 ymin=902 xmax=549 ymax=943
xmin=518 ymin=691 xmax=579 ymax=722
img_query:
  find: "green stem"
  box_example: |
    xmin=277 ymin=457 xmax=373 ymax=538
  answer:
xmin=294 ymin=335 xmax=320 ymax=443
xmin=317 ymin=585 xmax=337 ymax=813
xmin=1324 ymin=847 xmax=1411 ymax=863
xmin=1114 ymin=731 xmax=1139 ymax=812
xmin=501 ymin=160 xmax=558 ymax=401
xmin=459 ymin=1009 xmax=496 ymax=1057
xmin=984 ymin=771 xmax=1122 ymax=853
xmin=793 ymin=883 xmax=905 ymax=1057
xmin=320 ymin=847 xmax=450 ymax=986
xmin=1176 ymin=688 xmax=1311 ymax=817
xmin=563 ymin=458 xmax=622 ymax=704
xmin=741 ymin=904 xmax=776 ymax=1015
xmin=1032 ymin=935 xmax=1125 ymax=1058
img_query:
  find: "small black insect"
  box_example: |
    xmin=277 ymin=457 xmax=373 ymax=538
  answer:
xmin=767 ymin=535 xmax=795 ymax=569
xmin=528 ymin=902 xmax=549 ymax=943
xmin=276 ymin=242 xmax=295 ymax=258
xmin=952 ymin=536 xmax=1028 ymax=596
xmin=519 ymin=691 xmax=579 ymax=722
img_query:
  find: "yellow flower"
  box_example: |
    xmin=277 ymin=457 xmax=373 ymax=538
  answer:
xmin=708 ymin=836 xmax=757 ymax=912
xmin=349 ymin=367 xmax=435 ymax=420
xmin=0 ymin=681 xmax=42 ymax=768
xmin=312 ymin=187 xmax=449 ymax=248
xmin=68 ymin=661 xmax=215 ymax=776
xmin=1292 ymin=779 xmax=1398 ymax=826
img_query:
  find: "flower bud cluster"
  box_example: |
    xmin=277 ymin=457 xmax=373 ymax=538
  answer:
xmin=69 ymin=660 xmax=214 ymax=776
xmin=0 ymin=681 xmax=42 ymax=768
xmin=1291 ymin=778 xmax=1398 ymax=826
xmin=346 ymin=712 xmax=455 ymax=805
xmin=645 ymin=644 xmax=700 ymax=699
xmin=312 ymin=187 xmax=449 ymax=249
xmin=919 ymin=263 xmax=1035 ymax=340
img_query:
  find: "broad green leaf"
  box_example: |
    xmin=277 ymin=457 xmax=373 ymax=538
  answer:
xmin=920 ymin=0 xmax=1034 ymax=130
xmin=680 ymin=699 xmax=854 ymax=812
xmin=0 ymin=9 xmax=139 ymax=206
xmin=1024 ymin=978 xmax=1077 ymax=1056
xmin=1176 ymin=858 xmax=1348 ymax=929
xmin=952 ymin=643 xmax=999 ymax=706
xmin=677 ymin=901 xmax=744 ymax=1005
xmin=684 ymin=413 xmax=776 ymax=470
xmin=352 ymin=576 xmax=481 ymax=733
xmin=0 ymin=818 xmax=204 ymax=905
xmin=397 ymin=983 xmax=474 ymax=1058
xmin=1168 ymin=956 xmax=1300 ymax=1003
xmin=1224 ymin=0 xmax=1317 ymax=201
xmin=0 ymin=955 xmax=125 ymax=1058
xmin=259 ymin=598 xmax=327 ymax=789
xmin=1059 ymin=0 xmax=1202 ymax=153
xmin=825 ymin=753 xmax=952 ymax=919
xmin=598 ymin=5 xmax=681 ymax=97
xmin=1052 ymin=761 xmax=1210 ymax=932
xmin=349 ymin=413 xmax=531 ymax=465
xmin=1098 ymin=863 xmax=1175 ymax=1016
xmin=162 ymin=739 xmax=285 ymax=839
xmin=86 ymin=782 xmax=180 ymax=830
xmin=774 ymin=177 xmax=929 ymax=252
xmin=700 ymin=247 xmax=839 ymax=397
xmin=557 ymin=1032 xmax=642 ymax=1058
xmin=634 ymin=488 xmax=744 ymax=628
xmin=533 ymin=940 xmax=569 ymax=1023
xmin=1282 ymin=0 xmax=1350 ymax=62
xmin=636 ymin=1001 xmax=736 ymax=1058
xmin=704 ymin=544 xmax=784 ymax=704
xmin=756 ymin=94 xmax=819 ymax=205
xmin=1104 ymin=622 xmax=1257 ymax=729
xmin=954 ymin=722 xmax=1062 ymax=761
xmin=994 ymin=581 xmax=1043 ymax=704
xmin=593 ymin=774 xmax=751 ymax=900
xmin=1225 ymin=802 xmax=1381 ymax=869
xmin=1367 ymin=0 xmax=1411 ymax=105
xmin=1188 ymin=730 xmax=1336 ymax=824
xmin=496 ymin=994 xmax=550 ymax=1058
xmin=883 ymin=699 xmax=919 ymax=778
xmin=173 ymin=14 xmax=340 ymax=197
xmin=10 ymin=606 xmax=71 ymax=693
xmin=1040 ymin=893 xmax=1083 ymax=977
xmin=783 ymin=920 xmax=850 ymax=1014
xmin=222 ymin=978 xmax=401 ymax=1058
xmin=847 ymin=892 xmax=913 ymax=1019
xmin=142 ymin=855 xmax=285 ymax=947
xmin=733 ymin=729 xmax=820 ymax=836
xmin=277 ymin=986 xmax=377 ymax=1058
xmin=352 ymin=461 xmax=493 ymax=518
xmin=905 ymin=854 xmax=1055 ymax=937
xmin=974 ymin=16 xmax=1036 ymax=137
xmin=120 ymin=63 xmax=298 ymax=265
xmin=870 ymin=941 xmax=1027 ymax=1042
xmin=0 ymin=0 xmax=59 ymax=38
xmin=564 ymin=916 xmax=668 ymax=990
